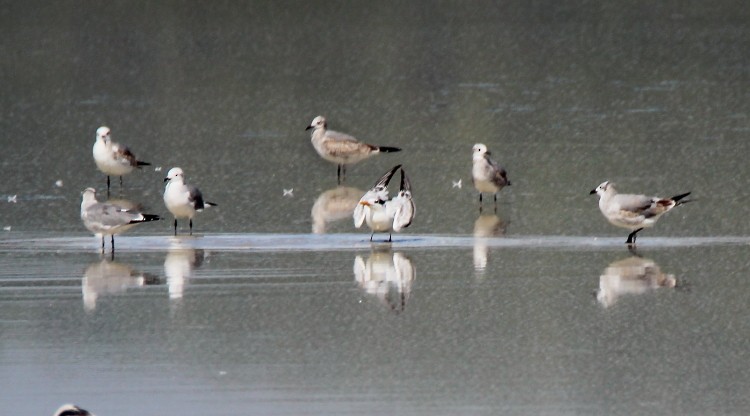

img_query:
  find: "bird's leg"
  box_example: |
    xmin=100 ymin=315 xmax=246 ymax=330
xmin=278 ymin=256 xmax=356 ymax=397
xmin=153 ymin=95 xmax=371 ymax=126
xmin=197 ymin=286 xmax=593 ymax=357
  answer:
xmin=479 ymin=193 xmax=483 ymax=203
xmin=189 ymin=219 xmax=193 ymax=236
xmin=106 ymin=176 xmax=111 ymax=196
xmin=388 ymin=233 xmax=392 ymax=243
xmin=101 ymin=236 xmax=105 ymax=253
xmin=173 ymin=219 xmax=178 ymax=236
xmin=119 ymin=176 xmax=124 ymax=187
xmin=337 ymin=165 xmax=342 ymax=184
xmin=370 ymin=232 xmax=374 ymax=242
xmin=626 ymin=228 xmax=644 ymax=246
xmin=111 ymin=235 xmax=115 ymax=253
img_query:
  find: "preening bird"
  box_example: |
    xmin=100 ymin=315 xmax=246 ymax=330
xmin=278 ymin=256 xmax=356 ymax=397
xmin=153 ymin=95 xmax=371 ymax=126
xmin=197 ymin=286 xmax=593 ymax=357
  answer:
xmin=354 ymin=165 xmax=415 ymax=242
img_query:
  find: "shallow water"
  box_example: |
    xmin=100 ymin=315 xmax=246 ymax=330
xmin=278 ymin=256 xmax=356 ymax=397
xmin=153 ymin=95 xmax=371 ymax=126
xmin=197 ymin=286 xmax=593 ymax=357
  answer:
xmin=2 ymin=1 xmax=750 ymax=415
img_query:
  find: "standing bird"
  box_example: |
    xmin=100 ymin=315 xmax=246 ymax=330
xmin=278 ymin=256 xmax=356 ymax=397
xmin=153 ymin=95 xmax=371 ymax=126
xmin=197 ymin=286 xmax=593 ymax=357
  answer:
xmin=590 ymin=181 xmax=691 ymax=246
xmin=472 ymin=143 xmax=511 ymax=209
xmin=92 ymin=126 xmax=150 ymax=193
xmin=80 ymin=188 xmax=160 ymax=253
xmin=354 ymin=165 xmax=415 ymax=242
xmin=163 ymin=167 xmax=217 ymax=236
xmin=306 ymin=116 xmax=401 ymax=184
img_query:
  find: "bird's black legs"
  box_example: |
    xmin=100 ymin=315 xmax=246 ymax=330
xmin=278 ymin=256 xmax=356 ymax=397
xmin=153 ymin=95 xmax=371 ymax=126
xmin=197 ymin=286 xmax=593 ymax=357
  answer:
xmin=626 ymin=228 xmax=644 ymax=246
xmin=119 ymin=176 xmax=124 ymax=187
xmin=370 ymin=232 xmax=374 ymax=242
xmin=106 ymin=176 xmax=111 ymax=196
xmin=388 ymin=233 xmax=392 ymax=242
xmin=173 ymin=219 xmax=178 ymax=236
xmin=337 ymin=164 xmax=348 ymax=184
xmin=189 ymin=219 xmax=193 ymax=236
xmin=101 ymin=236 xmax=105 ymax=253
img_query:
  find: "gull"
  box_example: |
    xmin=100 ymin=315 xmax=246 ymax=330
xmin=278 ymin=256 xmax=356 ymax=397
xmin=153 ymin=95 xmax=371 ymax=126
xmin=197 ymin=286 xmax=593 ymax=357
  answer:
xmin=163 ymin=167 xmax=217 ymax=236
xmin=92 ymin=126 xmax=150 ymax=192
xmin=472 ymin=143 xmax=511 ymax=207
xmin=83 ymin=259 xmax=159 ymax=311
xmin=80 ymin=187 xmax=160 ymax=253
xmin=354 ymin=165 xmax=415 ymax=242
xmin=597 ymin=256 xmax=677 ymax=307
xmin=590 ymin=181 xmax=691 ymax=246
xmin=306 ymin=115 xmax=401 ymax=184
xmin=53 ymin=404 xmax=95 ymax=416
xmin=311 ymin=186 xmax=363 ymax=234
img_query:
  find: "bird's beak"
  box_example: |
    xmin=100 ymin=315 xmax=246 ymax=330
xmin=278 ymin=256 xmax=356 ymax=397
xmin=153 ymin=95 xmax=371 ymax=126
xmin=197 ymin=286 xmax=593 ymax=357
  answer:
xmin=359 ymin=201 xmax=371 ymax=206
xmin=589 ymin=189 xmax=597 ymax=195
xmin=164 ymin=177 xmax=169 ymax=183
xmin=305 ymin=125 xmax=313 ymax=131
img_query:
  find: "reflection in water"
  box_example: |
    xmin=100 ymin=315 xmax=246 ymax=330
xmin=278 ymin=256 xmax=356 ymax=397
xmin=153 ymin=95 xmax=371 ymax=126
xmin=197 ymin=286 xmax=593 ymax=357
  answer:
xmin=164 ymin=246 xmax=206 ymax=300
xmin=353 ymin=247 xmax=415 ymax=313
xmin=597 ymin=256 xmax=677 ymax=307
xmin=311 ymin=186 xmax=363 ymax=234
xmin=472 ymin=213 xmax=507 ymax=273
xmin=82 ymin=259 xmax=160 ymax=311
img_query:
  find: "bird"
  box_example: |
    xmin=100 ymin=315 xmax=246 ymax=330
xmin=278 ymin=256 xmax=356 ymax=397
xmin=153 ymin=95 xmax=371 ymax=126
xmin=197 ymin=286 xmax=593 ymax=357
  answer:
xmin=92 ymin=126 xmax=150 ymax=193
xmin=590 ymin=181 xmax=691 ymax=246
xmin=80 ymin=187 xmax=160 ymax=253
xmin=354 ymin=165 xmax=415 ymax=242
xmin=163 ymin=167 xmax=217 ymax=236
xmin=53 ymin=404 xmax=95 ymax=416
xmin=305 ymin=116 xmax=401 ymax=184
xmin=472 ymin=143 xmax=511 ymax=208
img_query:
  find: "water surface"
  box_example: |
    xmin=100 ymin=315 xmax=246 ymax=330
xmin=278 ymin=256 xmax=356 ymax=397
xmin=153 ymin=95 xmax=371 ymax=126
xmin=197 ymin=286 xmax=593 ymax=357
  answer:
xmin=2 ymin=1 xmax=749 ymax=415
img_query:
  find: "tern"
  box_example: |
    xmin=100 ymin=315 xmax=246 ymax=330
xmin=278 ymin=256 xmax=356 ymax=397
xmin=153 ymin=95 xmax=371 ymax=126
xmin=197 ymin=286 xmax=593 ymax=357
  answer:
xmin=354 ymin=165 xmax=415 ymax=242
xmin=163 ymin=167 xmax=217 ymax=236
xmin=590 ymin=181 xmax=690 ymax=246
xmin=92 ymin=126 xmax=150 ymax=192
xmin=306 ymin=116 xmax=401 ymax=183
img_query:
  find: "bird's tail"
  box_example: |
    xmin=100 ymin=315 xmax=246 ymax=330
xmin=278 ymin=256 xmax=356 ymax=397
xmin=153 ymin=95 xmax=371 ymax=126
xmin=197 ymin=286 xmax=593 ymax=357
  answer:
xmin=378 ymin=146 xmax=401 ymax=153
xmin=137 ymin=160 xmax=151 ymax=167
xmin=205 ymin=201 xmax=218 ymax=207
xmin=139 ymin=214 xmax=161 ymax=222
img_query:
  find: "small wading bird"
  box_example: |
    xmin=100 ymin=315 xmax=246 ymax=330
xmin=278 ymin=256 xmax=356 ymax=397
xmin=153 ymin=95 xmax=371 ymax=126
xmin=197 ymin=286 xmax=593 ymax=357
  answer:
xmin=80 ymin=188 xmax=160 ymax=253
xmin=92 ymin=126 xmax=150 ymax=193
xmin=163 ymin=167 xmax=217 ymax=236
xmin=471 ymin=143 xmax=511 ymax=209
xmin=306 ymin=116 xmax=401 ymax=184
xmin=53 ymin=404 xmax=95 ymax=416
xmin=590 ymin=181 xmax=690 ymax=246
xmin=354 ymin=165 xmax=415 ymax=242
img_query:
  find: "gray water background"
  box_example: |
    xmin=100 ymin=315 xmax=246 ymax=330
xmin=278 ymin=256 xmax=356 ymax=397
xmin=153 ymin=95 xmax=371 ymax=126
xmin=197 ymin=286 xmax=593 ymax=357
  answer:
xmin=1 ymin=1 xmax=749 ymax=415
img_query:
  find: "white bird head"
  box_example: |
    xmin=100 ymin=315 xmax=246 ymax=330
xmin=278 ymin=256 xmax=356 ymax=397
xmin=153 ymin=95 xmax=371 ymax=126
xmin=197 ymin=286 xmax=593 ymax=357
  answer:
xmin=164 ymin=167 xmax=185 ymax=183
xmin=590 ymin=181 xmax=615 ymax=197
xmin=53 ymin=404 xmax=95 ymax=416
xmin=96 ymin=126 xmax=111 ymax=142
xmin=306 ymin=115 xmax=327 ymax=131
xmin=472 ymin=143 xmax=490 ymax=159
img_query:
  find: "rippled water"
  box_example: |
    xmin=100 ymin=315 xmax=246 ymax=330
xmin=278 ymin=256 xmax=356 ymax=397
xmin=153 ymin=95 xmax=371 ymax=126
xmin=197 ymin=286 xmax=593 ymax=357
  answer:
xmin=2 ymin=1 xmax=750 ymax=415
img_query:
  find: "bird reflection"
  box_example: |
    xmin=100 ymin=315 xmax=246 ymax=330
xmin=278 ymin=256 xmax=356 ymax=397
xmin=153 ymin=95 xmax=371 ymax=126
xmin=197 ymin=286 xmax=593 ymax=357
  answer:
xmin=472 ymin=213 xmax=507 ymax=274
xmin=82 ymin=259 xmax=160 ymax=311
xmin=311 ymin=186 xmax=363 ymax=233
xmin=597 ymin=256 xmax=677 ymax=307
xmin=164 ymin=246 xmax=206 ymax=300
xmin=353 ymin=247 xmax=415 ymax=313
